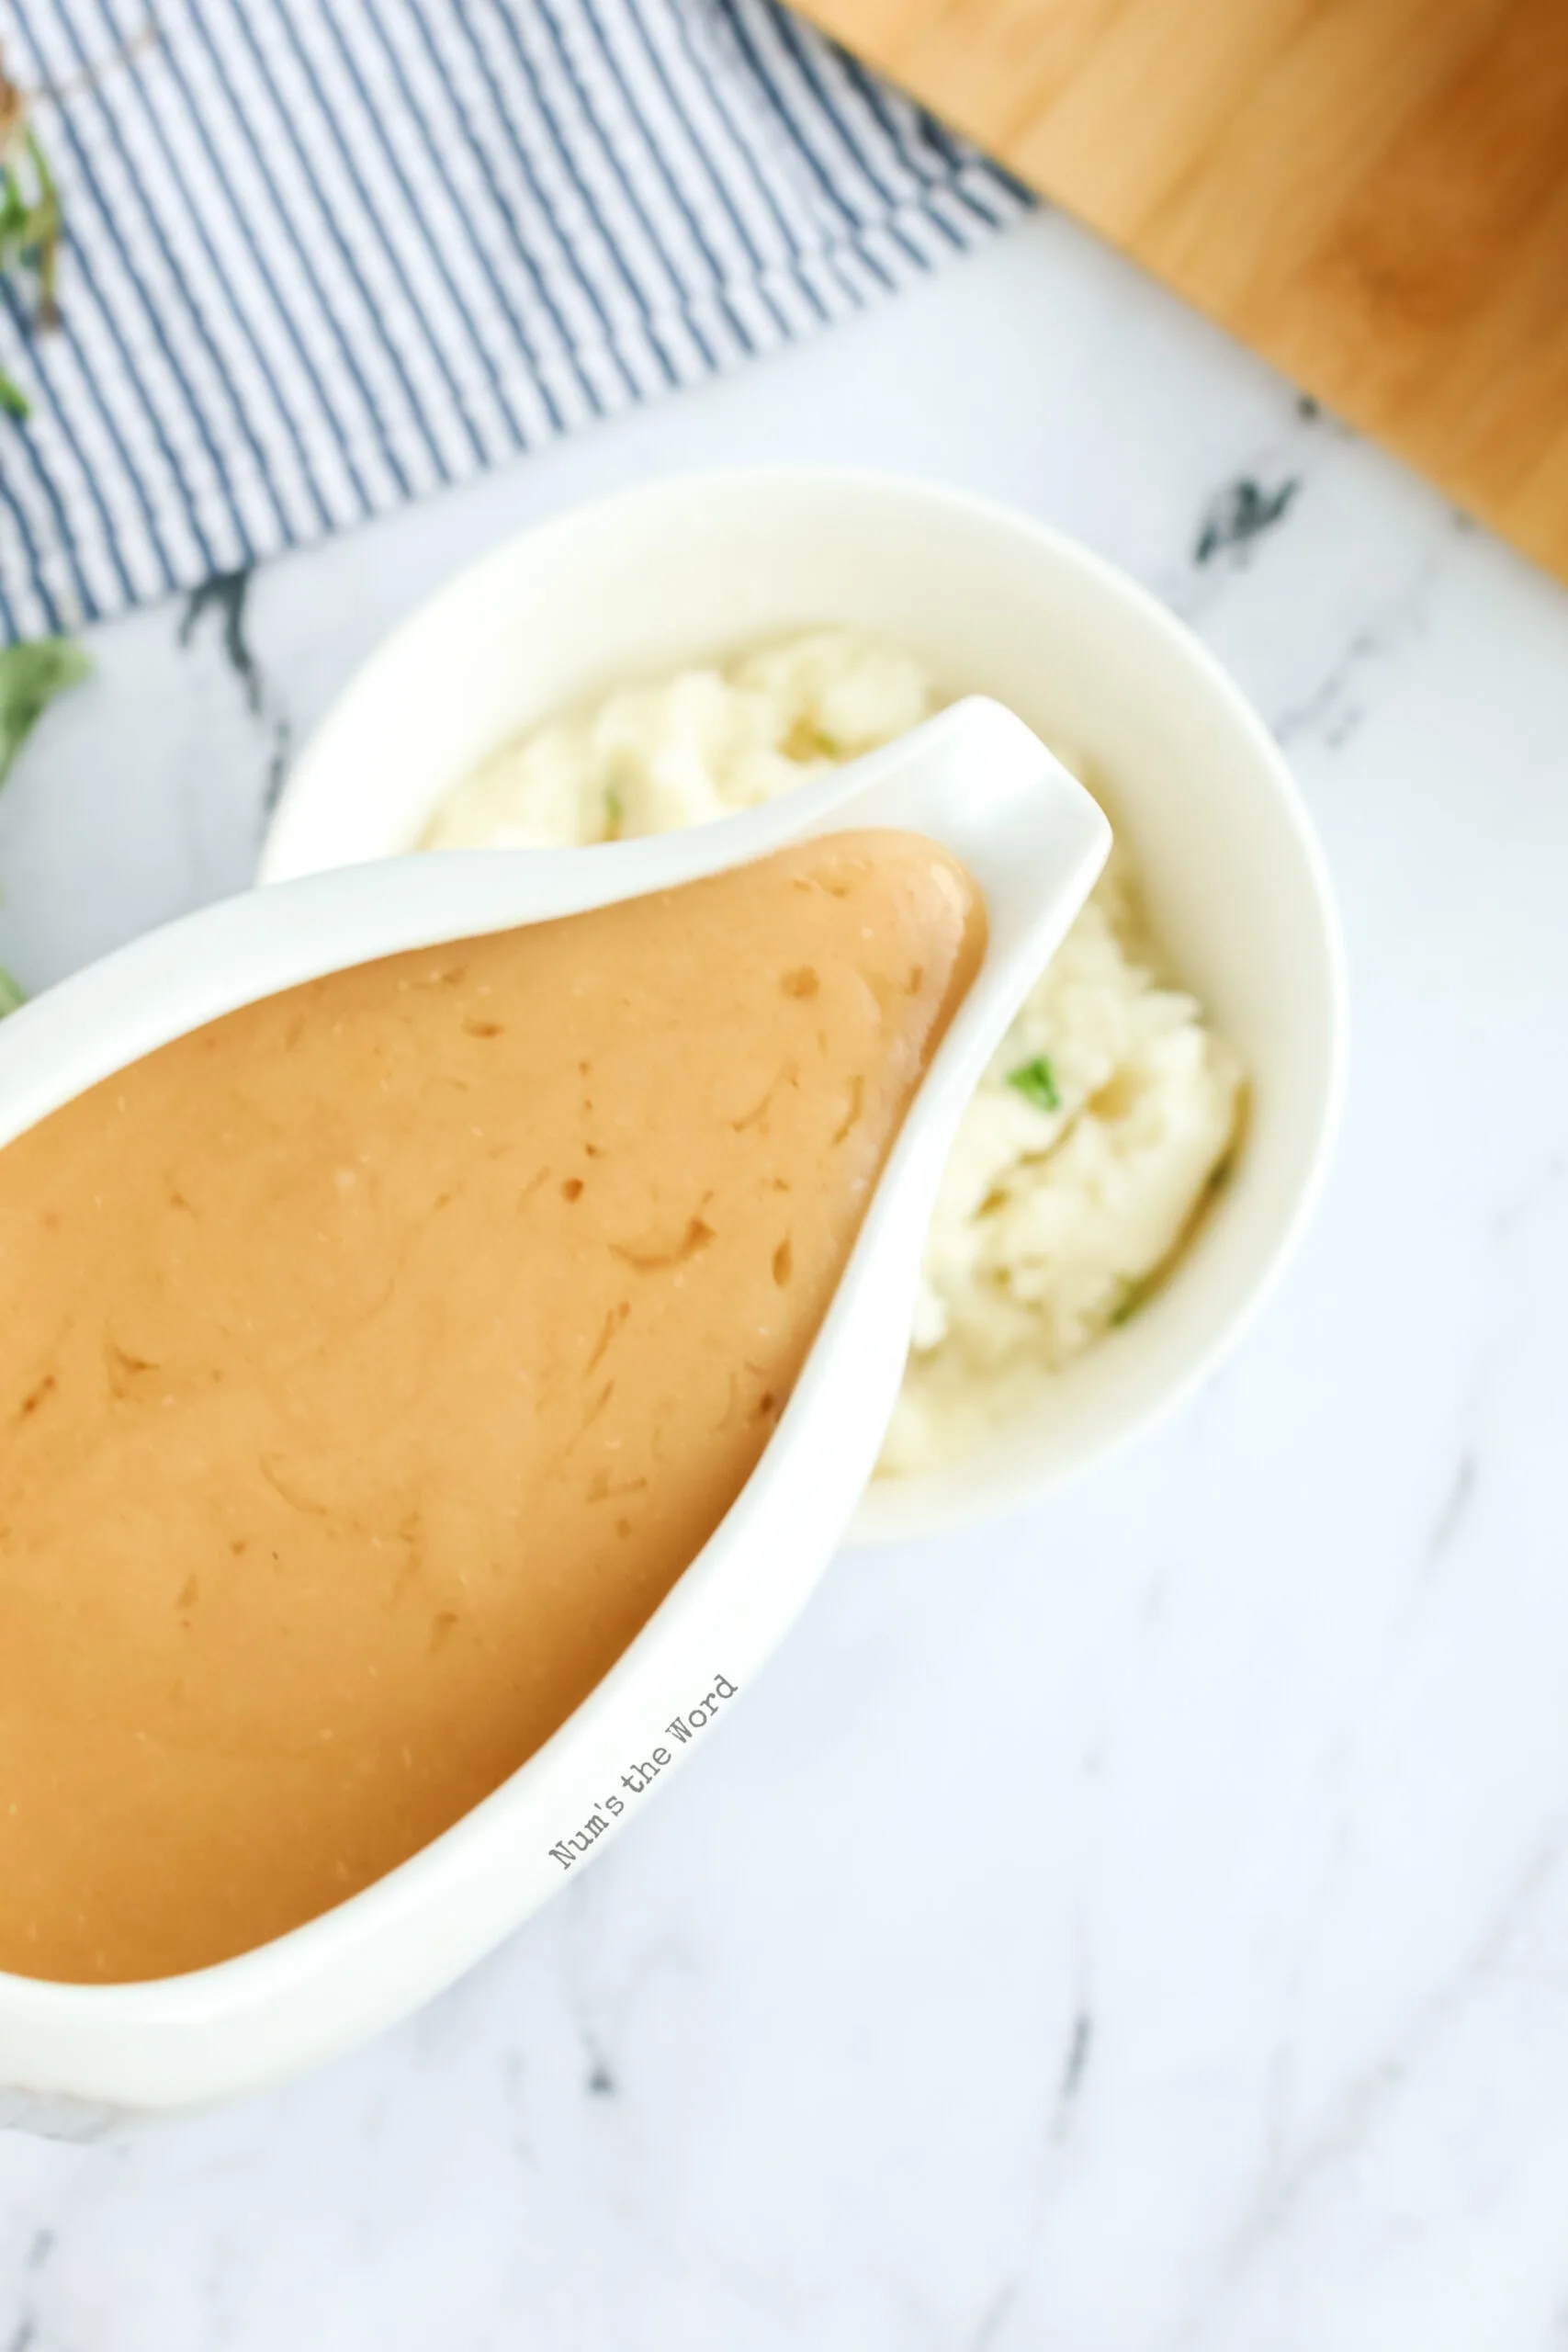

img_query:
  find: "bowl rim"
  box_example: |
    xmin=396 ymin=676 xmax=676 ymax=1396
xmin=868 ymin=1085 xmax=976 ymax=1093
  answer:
xmin=263 ymin=462 xmax=1350 ymax=1544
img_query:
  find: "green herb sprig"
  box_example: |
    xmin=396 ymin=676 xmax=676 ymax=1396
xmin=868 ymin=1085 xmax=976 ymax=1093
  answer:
xmin=0 ymin=638 xmax=94 ymax=1014
xmin=0 ymin=58 xmax=62 ymax=420
xmin=0 ymin=50 xmax=102 ymax=1017
xmin=0 ymin=638 xmax=91 ymax=789
xmin=2 ymin=23 xmax=166 ymax=418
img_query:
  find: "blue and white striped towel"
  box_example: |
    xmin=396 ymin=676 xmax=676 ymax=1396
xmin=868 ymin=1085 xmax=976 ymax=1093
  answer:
xmin=0 ymin=0 xmax=1024 ymax=642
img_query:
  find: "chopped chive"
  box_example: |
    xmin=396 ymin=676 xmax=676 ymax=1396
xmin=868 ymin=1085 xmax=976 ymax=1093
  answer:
xmin=0 ymin=962 xmax=24 ymax=1018
xmin=1110 ymin=1276 xmax=1151 ymax=1328
xmin=1007 ymin=1053 xmax=1061 ymax=1114
xmin=0 ymin=368 xmax=28 ymax=420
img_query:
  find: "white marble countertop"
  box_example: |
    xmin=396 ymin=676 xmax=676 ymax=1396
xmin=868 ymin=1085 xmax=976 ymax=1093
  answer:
xmin=3 ymin=206 xmax=1568 ymax=2351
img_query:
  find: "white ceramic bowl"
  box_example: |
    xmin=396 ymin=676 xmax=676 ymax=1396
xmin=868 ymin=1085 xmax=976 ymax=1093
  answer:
xmin=264 ymin=469 xmax=1347 ymax=1543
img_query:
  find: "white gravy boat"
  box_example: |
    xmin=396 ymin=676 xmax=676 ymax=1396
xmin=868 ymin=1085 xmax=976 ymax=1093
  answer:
xmin=0 ymin=697 xmax=1108 ymax=2129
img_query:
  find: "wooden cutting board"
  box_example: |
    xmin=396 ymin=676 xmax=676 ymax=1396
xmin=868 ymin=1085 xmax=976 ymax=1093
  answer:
xmin=800 ymin=0 xmax=1568 ymax=582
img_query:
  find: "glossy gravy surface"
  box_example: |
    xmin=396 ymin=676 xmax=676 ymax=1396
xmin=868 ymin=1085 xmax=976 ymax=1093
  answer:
xmin=0 ymin=831 xmax=983 ymax=1983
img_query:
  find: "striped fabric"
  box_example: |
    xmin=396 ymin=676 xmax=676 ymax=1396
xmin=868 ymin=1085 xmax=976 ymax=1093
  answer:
xmin=0 ymin=0 xmax=1024 ymax=642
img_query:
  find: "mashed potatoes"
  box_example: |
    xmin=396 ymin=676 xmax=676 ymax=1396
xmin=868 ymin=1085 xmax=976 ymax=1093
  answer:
xmin=423 ymin=631 xmax=1243 ymax=1475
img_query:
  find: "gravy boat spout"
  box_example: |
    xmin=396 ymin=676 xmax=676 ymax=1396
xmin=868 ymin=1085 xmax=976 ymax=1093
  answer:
xmin=0 ymin=698 xmax=1108 ymax=2128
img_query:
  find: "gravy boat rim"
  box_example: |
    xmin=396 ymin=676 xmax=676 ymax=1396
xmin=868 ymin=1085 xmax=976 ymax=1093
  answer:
xmin=0 ymin=698 xmax=1108 ymax=2119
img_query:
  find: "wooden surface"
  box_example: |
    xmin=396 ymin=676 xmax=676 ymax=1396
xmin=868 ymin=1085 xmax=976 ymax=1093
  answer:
xmin=801 ymin=0 xmax=1568 ymax=582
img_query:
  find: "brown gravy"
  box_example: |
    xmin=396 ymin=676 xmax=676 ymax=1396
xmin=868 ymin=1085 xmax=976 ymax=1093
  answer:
xmin=0 ymin=831 xmax=984 ymax=1983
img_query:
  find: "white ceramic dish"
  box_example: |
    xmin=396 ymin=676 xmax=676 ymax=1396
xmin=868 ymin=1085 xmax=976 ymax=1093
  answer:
xmin=0 ymin=701 xmax=1108 ymax=2127
xmin=263 ymin=469 xmax=1348 ymax=1543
